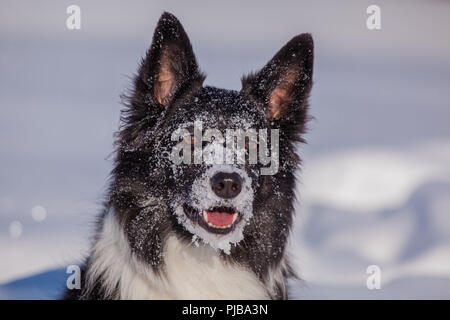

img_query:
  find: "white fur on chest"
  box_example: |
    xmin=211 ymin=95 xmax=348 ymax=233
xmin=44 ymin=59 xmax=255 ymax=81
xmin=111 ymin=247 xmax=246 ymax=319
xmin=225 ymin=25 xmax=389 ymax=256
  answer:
xmin=86 ymin=212 xmax=269 ymax=299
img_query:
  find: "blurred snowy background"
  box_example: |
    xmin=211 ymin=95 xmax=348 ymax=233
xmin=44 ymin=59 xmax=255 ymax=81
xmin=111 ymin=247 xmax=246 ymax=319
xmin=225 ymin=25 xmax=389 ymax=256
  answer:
xmin=1 ymin=0 xmax=450 ymax=299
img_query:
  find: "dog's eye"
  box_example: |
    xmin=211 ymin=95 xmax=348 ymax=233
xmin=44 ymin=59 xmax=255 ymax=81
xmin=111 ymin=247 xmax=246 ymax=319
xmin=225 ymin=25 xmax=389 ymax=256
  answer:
xmin=183 ymin=135 xmax=196 ymax=145
xmin=245 ymin=140 xmax=257 ymax=151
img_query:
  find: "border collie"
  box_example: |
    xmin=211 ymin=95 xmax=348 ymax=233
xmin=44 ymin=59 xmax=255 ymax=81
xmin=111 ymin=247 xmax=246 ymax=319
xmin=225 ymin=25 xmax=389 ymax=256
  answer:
xmin=64 ymin=12 xmax=313 ymax=300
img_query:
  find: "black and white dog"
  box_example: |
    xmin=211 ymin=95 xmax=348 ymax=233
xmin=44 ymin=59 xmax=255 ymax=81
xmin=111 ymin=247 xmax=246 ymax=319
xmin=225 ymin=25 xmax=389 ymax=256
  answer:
xmin=64 ymin=12 xmax=313 ymax=300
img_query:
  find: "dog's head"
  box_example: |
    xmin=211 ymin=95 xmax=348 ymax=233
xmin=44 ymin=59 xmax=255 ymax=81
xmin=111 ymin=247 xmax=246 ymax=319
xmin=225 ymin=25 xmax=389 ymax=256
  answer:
xmin=111 ymin=12 xmax=313 ymax=265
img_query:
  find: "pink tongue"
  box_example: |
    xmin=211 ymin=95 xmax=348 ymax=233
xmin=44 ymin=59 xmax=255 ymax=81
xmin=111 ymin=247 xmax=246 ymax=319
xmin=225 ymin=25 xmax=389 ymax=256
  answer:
xmin=206 ymin=211 xmax=234 ymax=226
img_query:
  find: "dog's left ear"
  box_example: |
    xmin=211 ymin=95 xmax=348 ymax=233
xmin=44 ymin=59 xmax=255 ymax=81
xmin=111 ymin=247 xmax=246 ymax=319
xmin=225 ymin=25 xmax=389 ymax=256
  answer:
xmin=242 ymin=34 xmax=313 ymax=122
xmin=138 ymin=12 xmax=204 ymax=108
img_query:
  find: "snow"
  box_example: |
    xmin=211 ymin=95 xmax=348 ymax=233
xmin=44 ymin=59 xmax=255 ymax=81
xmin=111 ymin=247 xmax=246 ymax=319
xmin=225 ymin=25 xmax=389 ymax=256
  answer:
xmin=287 ymin=141 xmax=450 ymax=298
xmin=301 ymin=141 xmax=450 ymax=212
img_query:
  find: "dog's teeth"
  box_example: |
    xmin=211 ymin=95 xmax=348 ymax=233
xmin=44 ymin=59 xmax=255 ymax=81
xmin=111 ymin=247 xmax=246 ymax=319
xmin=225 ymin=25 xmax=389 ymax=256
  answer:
xmin=207 ymin=220 xmax=232 ymax=229
xmin=207 ymin=221 xmax=217 ymax=228
xmin=202 ymin=210 xmax=238 ymax=229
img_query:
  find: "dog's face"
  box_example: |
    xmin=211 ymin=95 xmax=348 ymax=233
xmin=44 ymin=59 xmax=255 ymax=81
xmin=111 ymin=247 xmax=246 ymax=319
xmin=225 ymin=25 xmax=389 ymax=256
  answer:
xmin=165 ymin=88 xmax=268 ymax=253
xmin=112 ymin=12 xmax=313 ymax=266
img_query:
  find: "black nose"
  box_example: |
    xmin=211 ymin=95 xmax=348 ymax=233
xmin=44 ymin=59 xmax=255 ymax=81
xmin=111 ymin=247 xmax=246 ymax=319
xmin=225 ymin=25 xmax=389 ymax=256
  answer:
xmin=210 ymin=172 xmax=243 ymax=199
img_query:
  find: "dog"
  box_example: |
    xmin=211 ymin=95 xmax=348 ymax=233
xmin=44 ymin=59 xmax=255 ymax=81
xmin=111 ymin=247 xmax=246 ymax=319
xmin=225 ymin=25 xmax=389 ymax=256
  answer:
xmin=64 ymin=12 xmax=313 ymax=300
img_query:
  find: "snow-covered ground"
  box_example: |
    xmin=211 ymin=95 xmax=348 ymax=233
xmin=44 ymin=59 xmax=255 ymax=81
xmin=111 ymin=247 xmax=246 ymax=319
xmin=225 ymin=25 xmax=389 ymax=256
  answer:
xmin=1 ymin=0 xmax=450 ymax=299
xmin=291 ymin=141 xmax=450 ymax=299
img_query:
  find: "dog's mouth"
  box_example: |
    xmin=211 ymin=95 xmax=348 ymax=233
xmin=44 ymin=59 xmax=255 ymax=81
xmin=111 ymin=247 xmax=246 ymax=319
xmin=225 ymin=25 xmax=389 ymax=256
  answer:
xmin=183 ymin=203 xmax=241 ymax=234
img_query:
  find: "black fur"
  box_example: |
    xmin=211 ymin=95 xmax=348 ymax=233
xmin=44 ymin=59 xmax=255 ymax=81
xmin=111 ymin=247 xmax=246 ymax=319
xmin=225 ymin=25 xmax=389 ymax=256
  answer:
xmin=64 ymin=12 xmax=313 ymax=300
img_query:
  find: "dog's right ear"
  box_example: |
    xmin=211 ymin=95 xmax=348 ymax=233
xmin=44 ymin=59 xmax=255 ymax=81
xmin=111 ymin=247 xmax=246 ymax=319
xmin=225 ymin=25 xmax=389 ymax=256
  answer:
xmin=131 ymin=12 xmax=204 ymax=111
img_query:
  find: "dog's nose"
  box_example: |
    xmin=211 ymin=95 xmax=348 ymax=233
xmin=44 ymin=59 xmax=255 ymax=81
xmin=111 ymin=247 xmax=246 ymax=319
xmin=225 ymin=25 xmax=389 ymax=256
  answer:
xmin=210 ymin=172 xmax=243 ymax=199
